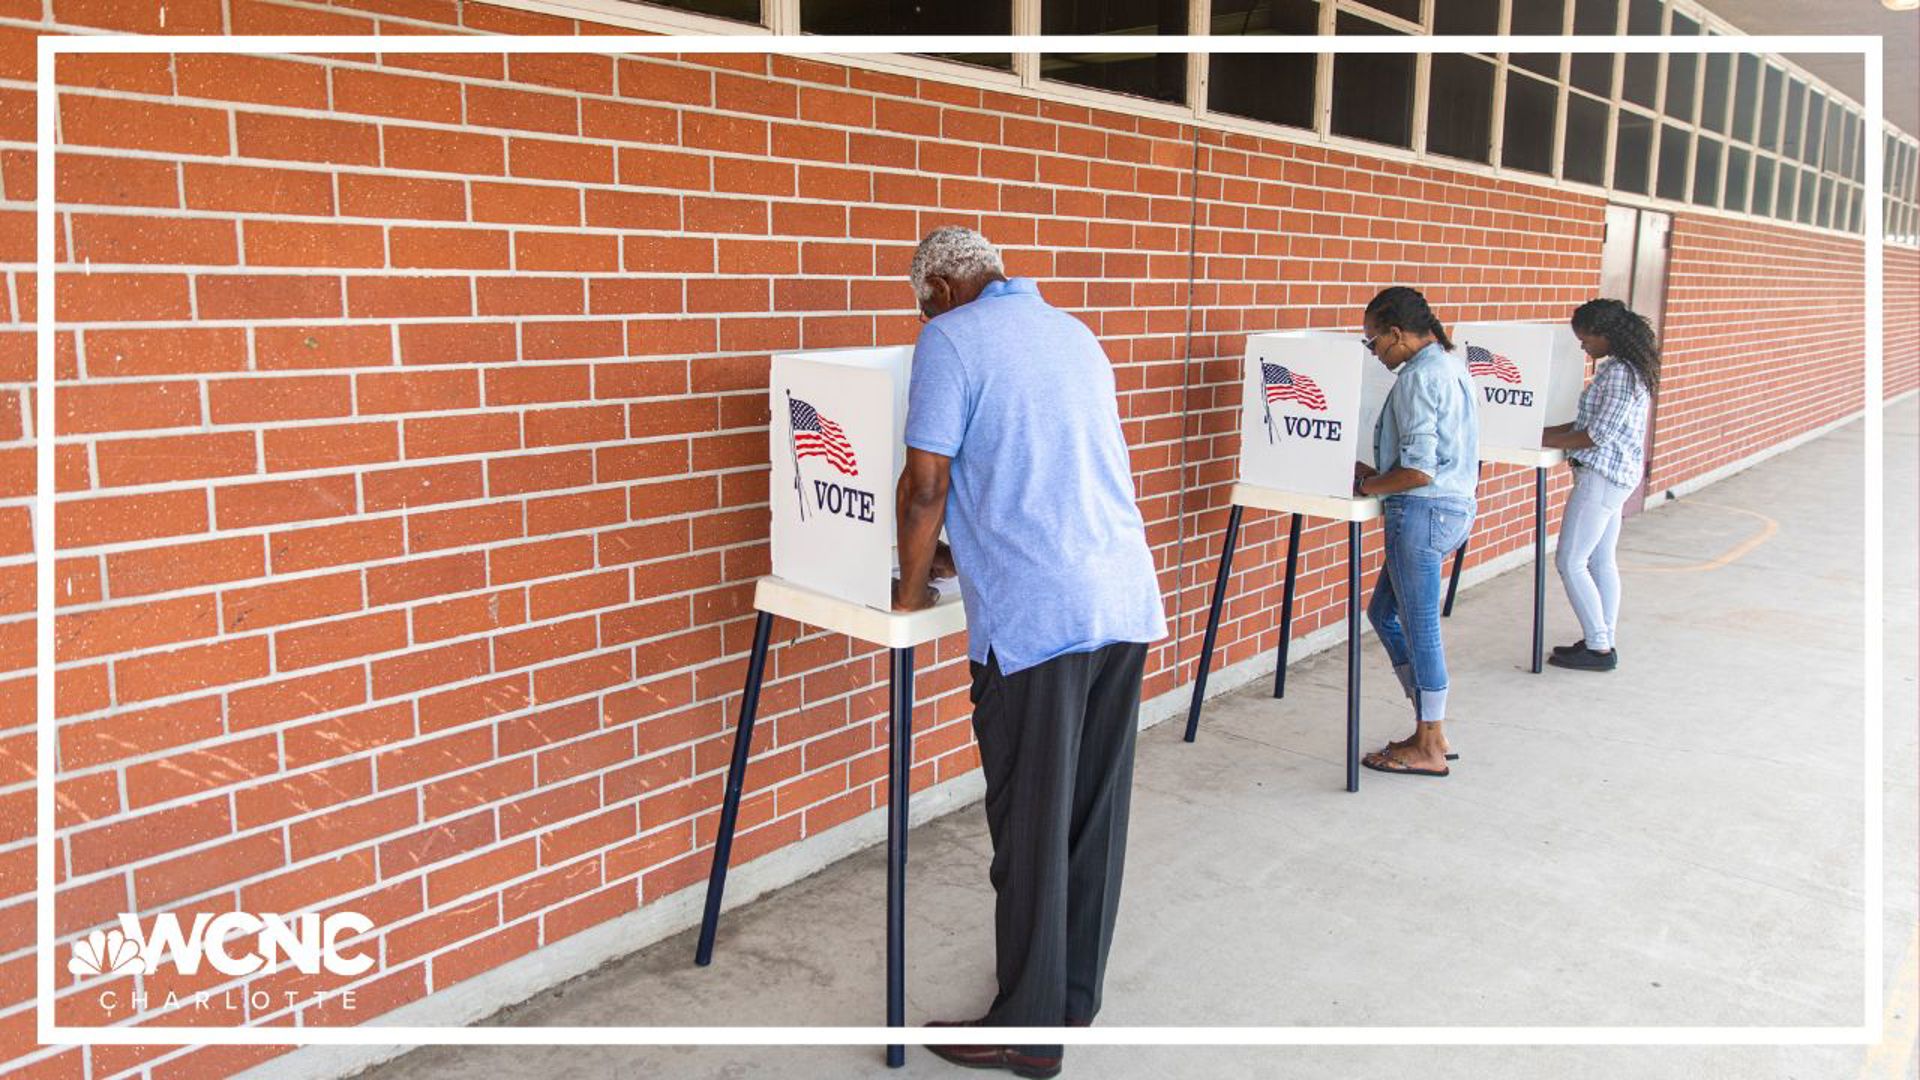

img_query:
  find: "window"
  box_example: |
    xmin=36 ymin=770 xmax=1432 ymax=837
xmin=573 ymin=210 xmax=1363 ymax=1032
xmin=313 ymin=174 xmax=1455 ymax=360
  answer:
xmin=1502 ymin=70 xmax=1559 ymax=176
xmin=1700 ymin=51 xmax=1730 ymax=135
xmin=1758 ymin=65 xmax=1783 ymax=151
xmin=1621 ymin=0 xmax=1661 ymax=109
xmin=1795 ymin=165 xmax=1816 ymax=223
xmin=1562 ymin=92 xmax=1609 ymax=186
xmin=1208 ymin=0 xmax=1320 ymax=130
xmin=1782 ymin=78 xmax=1805 ymax=159
xmin=1426 ymin=52 xmax=1496 ymax=163
xmin=1731 ymin=54 xmax=1759 ymax=144
xmin=647 ymin=0 xmax=762 ymax=23
xmin=1664 ymin=13 xmax=1698 ymax=122
xmin=1822 ymin=102 xmax=1844 ymax=172
xmin=1803 ymin=90 xmax=1826 ymax=166
xmin=1774 ymin=164 xmax=1797 ymax=220
xmin=1656 ymin=122 xmax=1690 ymax=201
xmin=1509 ymin=0 xmax=1563 ymax=80
xmin=1751 ymin=153 xmax=1776 ymax=216
xmin=1041 ymin=0 xmax=1186 ymax=103
xmin=1614 ymin=110 xmax=1654 ymax=193
xmin=1692 ymin=135 xmax=1721 ymax=206
xmin=1817 ymin=175 xmax=1834 ymax=229
xmin=1356 ymin=0 xmax=1419 ymax=20
xmin=1432 ymin=0 xmax=1498 ymax=34
xmin=803 ymin=0 xmax=1011 ymax=67
xmin=1569 ymin=0 xmax=1617 ymax=97
xmin=1724 ymin=145 xmax=1750 ymax=213
xmin=1329 ymin=11 xmax=1414 ymax=148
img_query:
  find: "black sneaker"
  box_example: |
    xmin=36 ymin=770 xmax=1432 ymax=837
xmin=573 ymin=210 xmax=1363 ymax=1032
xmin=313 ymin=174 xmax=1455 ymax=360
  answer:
xmin=1551 ymin=639 xmax=1587 ymax=658
xmin=1547 ymin=646 xmax=1618 ymax=672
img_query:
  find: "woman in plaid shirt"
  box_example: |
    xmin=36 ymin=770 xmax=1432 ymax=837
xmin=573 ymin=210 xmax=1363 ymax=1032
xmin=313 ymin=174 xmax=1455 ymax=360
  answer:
xmin=1541 ymin=299 xmax=1659 ymax=672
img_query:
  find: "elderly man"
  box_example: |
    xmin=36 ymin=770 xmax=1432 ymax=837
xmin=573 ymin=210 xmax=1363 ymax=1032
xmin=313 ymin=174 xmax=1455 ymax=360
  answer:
xmin=894 ymin=226 xmax=1167 ymax=1077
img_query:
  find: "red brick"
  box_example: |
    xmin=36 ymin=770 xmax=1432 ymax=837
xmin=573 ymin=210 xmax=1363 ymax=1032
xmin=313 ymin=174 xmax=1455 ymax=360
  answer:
xmin=412 ymin=587 xmax=527 ymax=643
xmin=197 ymin=274 xmax=343 ymax=320
xmin=60 ymin=95 xmax=229 ymax=155
xmin=276 ymin=611 xmax=407 ymax=670
xmin=477 ymin=276 xmax=585 ymax=316
xmin=106 ymin=536 xmax=264 ymax=599
xmin=367 ymin=551 xmax=487 ymax=606
xmin=177 ymin=55 xmax=329 ymax=109
xmin=467 ymin=85 xmax=578 ymax=135
xmin=339 ymin=173 xmax=467 ymax=221
xmin=269 ymin=517 xmax=406 ymax=574
xmin=419 ymin=675 xmax=529 ymax=733
xmin=362 ymin=461 xmax=485 ymax=512
xmin=236 ymin=112 xmax=381 ymax=166
xmin=510 ymin=54 xmax=615 ymax=95
xmin=56 ymin=152 xmax=178 ymax=209
xmin=134 ymin=830 xmax=286 ymax=909
xmin=223 ymin=571 xmax=363 ymax=632
xmin=347 ymin=275 xmax=473 ymax=318
xmin=399 ymin=321 xmax=518 ymax=366
xmin=617 ymin=59 xmax=712 ymax=107
xmin=509 ymin=137 xmax=615 ymax=184
xmin=215 ymin=475 xmax=359 ymax=529
xmin=125 ymin=733 xmax=279 ymax=808
xmin=67 ymin=797 xmax=230 ymax=876
xmin=56 ymin=273 xmax=191 ymax=322
xmin=244 ymin=220 xmax=386 ymax=267
xmin=391 ymin=226 xmax=512 ymax=270
xmin=95 ymin=432 xmax=255 ymax=487
xmin=263 ymin=421 xmax=399 ymax=472
xmin=384 ymin=126 xmax=506 ymax=175
xmin=56 ymin=380 xmax=201 ymax=434
xmin=70 ymin=214 xmax=237 ymax=266
xmin=183 ymin=163 xmax=335 ymax=216
xmin=331 ymin=68 xmax=463 ymax=123
xmin=59 ymin=696 xmax=223 ymax=770
xmin=471 ymin=180 xmax=580 ymax=225
xmin=256 ymin=324 xmax=393 ymax=370
xmin=515 ymin=231 xmax=620 ymax=272
xmin=114 ymin=636 xmax=271 ymax=703
xmin=283 ymin=701 xmax=413 ymax=768
xmin=56 ymin=490 xmax=207 ymax=548
xmin=209 ymin=374 xmax=354 ymax=423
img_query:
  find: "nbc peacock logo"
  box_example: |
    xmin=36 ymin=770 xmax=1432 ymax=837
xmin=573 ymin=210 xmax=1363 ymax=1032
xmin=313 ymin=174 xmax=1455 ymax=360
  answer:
xmin=67 ymin=927 xmax=141 ymax=977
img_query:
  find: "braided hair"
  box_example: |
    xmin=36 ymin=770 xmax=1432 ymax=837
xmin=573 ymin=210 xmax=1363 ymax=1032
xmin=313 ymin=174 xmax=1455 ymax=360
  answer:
xmin=1570 ymin=298 xmax=1660 ymax=394
xmin=1364 ymin=286 xmax=1454 ymax=351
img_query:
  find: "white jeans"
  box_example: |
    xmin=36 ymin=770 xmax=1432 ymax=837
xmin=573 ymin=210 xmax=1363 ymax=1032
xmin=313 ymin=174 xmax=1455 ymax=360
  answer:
xmin=1554 ymin=466 xmax=1632 ymax=651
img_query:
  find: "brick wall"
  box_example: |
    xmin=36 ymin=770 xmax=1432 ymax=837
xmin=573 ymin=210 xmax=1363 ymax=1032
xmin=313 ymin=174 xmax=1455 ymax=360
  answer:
xmin=0 ymin=4 xmax=1908 ymax=1078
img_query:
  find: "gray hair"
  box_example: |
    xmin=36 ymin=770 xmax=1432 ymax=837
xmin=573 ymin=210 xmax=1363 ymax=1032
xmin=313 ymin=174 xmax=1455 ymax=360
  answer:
xmin=909 ymin=226 xmax=1005 ymax=302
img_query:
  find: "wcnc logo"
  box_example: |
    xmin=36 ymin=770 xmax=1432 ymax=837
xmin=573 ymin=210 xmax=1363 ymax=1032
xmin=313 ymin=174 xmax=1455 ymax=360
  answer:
xmin=68 ymin=911 xmax=375 ymax=979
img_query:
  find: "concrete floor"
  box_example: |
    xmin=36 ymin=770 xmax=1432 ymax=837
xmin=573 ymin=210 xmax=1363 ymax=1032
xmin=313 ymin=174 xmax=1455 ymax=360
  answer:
xmin=343 ymin=401 xmax=1918 ymax=1080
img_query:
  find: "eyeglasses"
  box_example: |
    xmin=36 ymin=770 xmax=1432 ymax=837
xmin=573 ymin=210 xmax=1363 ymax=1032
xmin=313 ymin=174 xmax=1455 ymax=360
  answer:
xmin=1359 ymin=332 xmax=1380 ymax=353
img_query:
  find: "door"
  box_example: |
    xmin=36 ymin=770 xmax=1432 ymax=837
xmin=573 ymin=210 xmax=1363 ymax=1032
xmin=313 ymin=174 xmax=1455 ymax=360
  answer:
xmin=1595 ymin=204 xmax=1670 ymax=517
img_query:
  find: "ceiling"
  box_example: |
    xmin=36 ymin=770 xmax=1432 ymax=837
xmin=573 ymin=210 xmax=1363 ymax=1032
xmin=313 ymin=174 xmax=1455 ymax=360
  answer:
xmin=1699 ymin=0 xmax=1918 ymax=137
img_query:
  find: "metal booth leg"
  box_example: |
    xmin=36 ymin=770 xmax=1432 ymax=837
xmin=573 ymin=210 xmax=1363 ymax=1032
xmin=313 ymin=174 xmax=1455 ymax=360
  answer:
xmin=885 ymin=645 xmax=915 ymax=1068
xmin=694 ymin=610 xmax=775 ymax=966
xmin=1532 ymin=466 xmax=1547 ymax=674
xmin=1442 ymin=539 xmax=1467 ymax=618
xmin=1183 ymin=504 xmax=1243 ymax=743
xmin=1346 ymin=521 xmax=1362 ymax=793
xmin=1272 ymin=512 xmax=1303 ymax=699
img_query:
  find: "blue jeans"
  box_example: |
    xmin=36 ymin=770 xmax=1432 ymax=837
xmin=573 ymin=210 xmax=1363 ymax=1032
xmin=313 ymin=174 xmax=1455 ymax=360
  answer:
xmin=1368 ymin=495 xmax=1475 ymax=723
xmin=1554 ymin=465 xmax=1632 ymax=651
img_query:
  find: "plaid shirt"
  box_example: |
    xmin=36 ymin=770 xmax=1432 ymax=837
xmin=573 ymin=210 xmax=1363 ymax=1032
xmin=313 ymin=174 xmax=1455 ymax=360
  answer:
xmin=1570 ymin=358 xmax=1651 ymax=487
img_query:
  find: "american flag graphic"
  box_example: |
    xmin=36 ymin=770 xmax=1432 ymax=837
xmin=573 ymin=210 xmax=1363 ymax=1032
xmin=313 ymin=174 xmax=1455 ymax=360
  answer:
xmin=1261 ymin=362 xmax=1327 ymax=411
xmin=789 ymin=396 xmax=858 ymax=476
xmin=1465 ymin=345 xmax=1523 ymax=385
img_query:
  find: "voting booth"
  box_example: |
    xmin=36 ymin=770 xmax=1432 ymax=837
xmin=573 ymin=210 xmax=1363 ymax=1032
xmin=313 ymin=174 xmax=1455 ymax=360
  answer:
xmin=1238 ymin=330 xmax=1399 ymax=499
xmin=768 ymin=345 xmax=913 ymax=612
xmin=1451 ymin=321 xmax=1585 ymax=450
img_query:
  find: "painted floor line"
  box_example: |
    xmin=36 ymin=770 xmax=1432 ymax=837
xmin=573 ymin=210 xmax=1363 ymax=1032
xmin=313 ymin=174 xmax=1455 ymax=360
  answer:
xmin=1618 ymin=501 xmax=1781 ymax=574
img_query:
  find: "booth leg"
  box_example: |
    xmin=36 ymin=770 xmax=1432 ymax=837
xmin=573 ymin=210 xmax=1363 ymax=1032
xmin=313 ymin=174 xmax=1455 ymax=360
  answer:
xmin=1346 ymin=521 xmax=1362 ymax=794
xmin=694 ymin=610 xmax=774 ymax=967
xmin=1183 ymin=504 xmax=1243 ymax=743
xmin=1272 ymin=512 xmax=1303 ymax=699
xmin=1532 ymin=466 xmax=1547 ymax=674
xmin=1442 ymin=538 xmax=1467 ymax=618
xmin=886 ymin=645 xmax=915 ymax=1068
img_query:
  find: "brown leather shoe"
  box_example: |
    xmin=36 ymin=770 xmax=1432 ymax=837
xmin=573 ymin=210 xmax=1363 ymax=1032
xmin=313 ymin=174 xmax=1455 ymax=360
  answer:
xmin=925 ymin=1043 xmax=1062 ymax=1079
xmin=925 ymin=1019 xmax=1064 ymax=1078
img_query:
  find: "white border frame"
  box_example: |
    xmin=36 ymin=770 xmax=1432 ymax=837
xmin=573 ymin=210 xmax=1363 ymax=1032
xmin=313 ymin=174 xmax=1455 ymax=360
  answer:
xmin=33 ymin=31 xmax=1886 ymax=1050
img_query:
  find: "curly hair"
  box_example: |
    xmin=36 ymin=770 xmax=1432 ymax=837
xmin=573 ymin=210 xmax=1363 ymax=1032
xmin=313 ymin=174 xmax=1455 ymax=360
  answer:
xmin=909 ymin=226 xmax=1005 ymax=302
xmin=1571 ymin=298 xmax=1660 ymax=394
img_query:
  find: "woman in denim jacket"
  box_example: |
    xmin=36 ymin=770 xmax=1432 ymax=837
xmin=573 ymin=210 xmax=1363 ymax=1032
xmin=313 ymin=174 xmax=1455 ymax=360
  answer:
xmin=1353 ymin=287 xmax=1479 ymax=778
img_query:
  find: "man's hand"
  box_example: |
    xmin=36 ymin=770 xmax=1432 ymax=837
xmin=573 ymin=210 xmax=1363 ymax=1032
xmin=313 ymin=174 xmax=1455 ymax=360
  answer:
xmin=1353 ymin=461 xmax=1378 ymax=482
xmin=892 ymin=578 xmax=938 ymax=612
xmin=930 ymin=541 xmax=957 ymax=580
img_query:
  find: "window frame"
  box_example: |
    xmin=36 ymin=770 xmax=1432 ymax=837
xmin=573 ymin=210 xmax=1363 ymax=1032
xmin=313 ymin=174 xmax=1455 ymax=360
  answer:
xmin=495 ymin=0 xmax=1918 ymax=244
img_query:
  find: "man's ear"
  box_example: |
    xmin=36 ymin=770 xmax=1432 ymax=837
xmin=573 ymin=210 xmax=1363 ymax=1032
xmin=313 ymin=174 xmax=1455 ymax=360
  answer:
xmin=927 ymin=275 xmax=952 ymax=315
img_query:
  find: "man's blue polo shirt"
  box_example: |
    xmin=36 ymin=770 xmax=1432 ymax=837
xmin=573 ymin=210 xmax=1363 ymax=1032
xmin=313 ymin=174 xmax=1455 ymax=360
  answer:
xmin=904 ymin=277 xmax=1167 ymax=676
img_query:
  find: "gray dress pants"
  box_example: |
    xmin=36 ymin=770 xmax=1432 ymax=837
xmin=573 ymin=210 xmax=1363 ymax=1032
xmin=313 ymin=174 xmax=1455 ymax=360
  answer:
xmin=969 ymin=640 xmax=1148 ymax=1057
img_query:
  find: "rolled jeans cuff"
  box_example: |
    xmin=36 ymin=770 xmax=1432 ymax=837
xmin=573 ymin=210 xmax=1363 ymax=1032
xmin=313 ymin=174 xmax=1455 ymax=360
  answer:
xmin=1392 ymin=662 xmax=1417 ymax=702
xmin=1418 ymin=686 xmax=1448 ymax=724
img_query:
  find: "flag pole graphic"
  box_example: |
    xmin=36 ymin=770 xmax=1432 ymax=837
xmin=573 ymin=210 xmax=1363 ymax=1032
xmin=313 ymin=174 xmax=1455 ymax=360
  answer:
xmin=785 ymin=389 xmax=807 ymax=521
